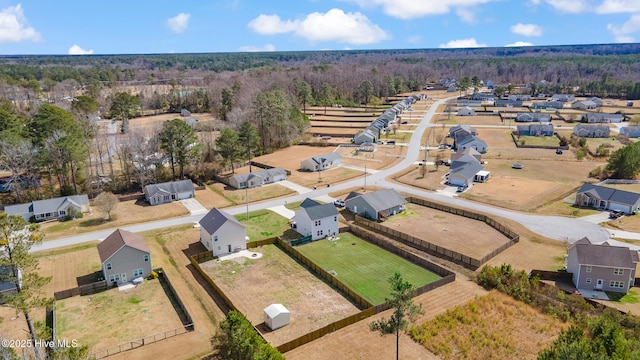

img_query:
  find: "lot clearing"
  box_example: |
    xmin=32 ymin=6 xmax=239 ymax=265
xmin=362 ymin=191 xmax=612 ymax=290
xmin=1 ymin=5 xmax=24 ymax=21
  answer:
xmin=207 ymin=181 xmax=295 ymax=205
xmin=384 ymin=204 xmax=511 ymax=261
xmin=199 ymin=244 xmax=361 ymax=347
xmin=296 ymin=233 xmax=441 ymax=305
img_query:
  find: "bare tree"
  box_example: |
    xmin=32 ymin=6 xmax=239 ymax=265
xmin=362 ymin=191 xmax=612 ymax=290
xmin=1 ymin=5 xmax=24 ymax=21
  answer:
xmin=0 ymin=140 xmax=39 ymax=203
xmin=94 ymin=192 xmax=119 ymax=220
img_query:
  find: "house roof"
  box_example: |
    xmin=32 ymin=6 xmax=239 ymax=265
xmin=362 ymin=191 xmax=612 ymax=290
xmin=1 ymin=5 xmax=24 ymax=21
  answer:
xmin=306 ymin=152 xmax=341 ymax=166
xmin=344 ymin=191 xmax=361 ymax=201
xmin=300 ymin=198 xmax=321 ymax=208
xmin=456 ymin=136 xmax=487 ymax=148
xmin=144 ymin=179 xmax=194 ymax=197
xmin=572 ymin=237 xmax=639 ymax=268
xmin=300 ymin=202 xmax=338 ymax=220
xmin=231 ymin=168 xmax=286 ymax=183
xmin=451 ymin=148 xmax=481 ymax=162
xmin=583 ymin=113 xmax=624 ymax=122
xmin=5 ymin=195 xmax=89 ymax=217
xmin=97 ymin=229 xmax=150 ymax=263
xmin=350 ymin=188 xmax=406 ymax=213
xmin=573 ymin=124 xmax=610 ymax=135
xmin=450 ymin=160 xmax=484 ymax=181
xmin=577 ymin=183 xmax=640 ymax=206
xmin=199 ymin=208 xmax=243 ymax=235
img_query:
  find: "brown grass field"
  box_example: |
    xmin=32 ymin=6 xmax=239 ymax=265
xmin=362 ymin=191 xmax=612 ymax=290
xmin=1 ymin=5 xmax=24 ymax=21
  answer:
xmin=41 ymin=198 xmax=190 ymax=240
xmin=207 ymin=181 xmax=295 ymax=205
xmin=55 ymin=280 xmax=185 ymax=351
xmin=411 ymin=290 xmax=566 ymax=360
xmin=384 ymin=204 xmax=512 ymax=260
xmin=199 ymin=244 xmax=361 ymax=347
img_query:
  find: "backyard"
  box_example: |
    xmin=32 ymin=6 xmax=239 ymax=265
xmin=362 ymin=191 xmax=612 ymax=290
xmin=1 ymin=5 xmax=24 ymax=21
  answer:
xmin=198 ymin=244 xmax=361 ymax=347
xmin=234 ymin=209 xmax=293 ymax=242
xmin=296 ymin=233 xmax=441 ymax=305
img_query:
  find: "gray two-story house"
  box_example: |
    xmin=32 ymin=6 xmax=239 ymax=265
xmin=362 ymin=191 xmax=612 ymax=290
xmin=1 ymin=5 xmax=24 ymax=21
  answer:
xmin=566 ymin=237 xmax=639 ymax=294
xmin=97 ymin=229 xmax=152 ymax=286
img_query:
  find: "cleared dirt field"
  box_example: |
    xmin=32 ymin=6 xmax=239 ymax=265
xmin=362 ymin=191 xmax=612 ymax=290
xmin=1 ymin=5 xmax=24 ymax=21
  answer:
xmin=55 ymin=280 xmax=185 ymax=351
xmin=191 ymin=187 xmax=231 ymax=209
xmin=199 ymin=244 xmax=361 ymax=347
xmin=461 ymin=158 xmax=600 ymax=211
xmin=393 ymin=165 xmax=449 ymax=192
xmin=41 ymin=198 xmax=189 ymax=240
xmin=384 ymin=204 xmax=511 ymax=260
xmin=127 ymin=112 xmax=216 ymax=130
xmin=207 ymin=181 xmax=295 ymax=206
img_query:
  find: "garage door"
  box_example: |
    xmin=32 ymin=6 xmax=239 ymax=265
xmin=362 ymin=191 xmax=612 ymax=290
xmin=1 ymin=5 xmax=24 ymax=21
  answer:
xmin=448 ymin=178 xmax=466 ymax=187
xmin=608 ymin=202 xmax=630 ymax=214
xmin=178 ymin=192 xmax=192 ymax=200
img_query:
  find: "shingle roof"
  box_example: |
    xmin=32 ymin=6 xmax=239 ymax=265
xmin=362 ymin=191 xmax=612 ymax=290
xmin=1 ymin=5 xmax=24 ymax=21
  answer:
xmin=300 ymin=198 xmax=321 ymax=208
xmin=5 ymin=195 xmax=89 ymax=217
xmin=231 ymin=168 xmax=286 ymax=183
xmin=199 ymin=208 xmax=243 ymax=235
xmin=144 ymin=179 xmax=194 ymax=197
xmin=575 ymin=239 xmax=639 ymax=268
xmin=344 ymin=191 xmax=361 ymax=201
xmin=308 ymin=152 xmax=341 ymax=165
xmin=302 ymin=202 xmax=338 ymax=220
xmin=97 ymin=229 xmax=150 ymax=263
xmin=577 ymin=183 xmax=640 ymax=206
xmin=356 ymin=189 xmax=406 ymax=213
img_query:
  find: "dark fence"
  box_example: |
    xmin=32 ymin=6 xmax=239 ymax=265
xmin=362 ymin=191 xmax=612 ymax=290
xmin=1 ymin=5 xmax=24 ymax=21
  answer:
xmin=155 ymin=267 xmax=194 ymax=330
xmin=529 ymin=269 xmax=573 ymax=282
xmin=118 ymin=193 xmax=144 ymax=202
xmin=89 ymin=325 xmax=193 ymax=359
xmin=54 ymin=280 xmax=107 ymax=300
xmin=290 ymin=235 xmax=312 ymax=246
xmin=510 ymin=132 xmax=569 ymax=150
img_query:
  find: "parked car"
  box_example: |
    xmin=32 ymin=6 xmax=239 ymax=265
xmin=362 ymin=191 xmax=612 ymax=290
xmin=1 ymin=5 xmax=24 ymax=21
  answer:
xmin=609 ymin=210 xmax=624 ymax=219
xmin=401 ymin=121 xmax=408 ymax=124
xmin=387 ymin=140 xmax=396 ymax=145
xmin=456 ymin=185 xmax=467 ymax=193
xmin=333 ymin=199 xmax=345 ymax=207
xmin=556 ymin=148 xmax=563 ymax=155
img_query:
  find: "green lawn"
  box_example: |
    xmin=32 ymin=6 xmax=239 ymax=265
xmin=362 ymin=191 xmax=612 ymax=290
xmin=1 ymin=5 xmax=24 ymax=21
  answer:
xmin=296 ymin=233 xmax=441 ymax=305
xmin=234 ymin=209 xmax=291 ymax=242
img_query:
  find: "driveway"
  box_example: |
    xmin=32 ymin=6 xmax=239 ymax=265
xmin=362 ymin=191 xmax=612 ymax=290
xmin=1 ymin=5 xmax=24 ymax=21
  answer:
xmin=180 ymin=198 xmax=208 ymax=215
xmin=579 ymin=211 xmax=611 ymax=224
xmin=278 ymin=180 xmax=312 ymax=194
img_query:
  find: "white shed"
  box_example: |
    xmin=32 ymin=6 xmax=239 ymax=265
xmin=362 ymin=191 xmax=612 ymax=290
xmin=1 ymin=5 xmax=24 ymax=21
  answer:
xmin=264 ymin=303 xmax=290 ymax=330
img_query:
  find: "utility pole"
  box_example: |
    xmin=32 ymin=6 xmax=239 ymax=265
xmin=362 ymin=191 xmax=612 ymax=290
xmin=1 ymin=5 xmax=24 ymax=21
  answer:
xmin=245 ymin=187 xmax=249 ymax=221
xmin=364 ymin=164 xmax=367 ymax=192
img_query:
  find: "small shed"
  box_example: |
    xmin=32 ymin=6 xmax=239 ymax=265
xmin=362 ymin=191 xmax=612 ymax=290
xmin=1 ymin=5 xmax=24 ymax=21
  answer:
xmin=264 ymin=304 xmax=290 ymax=330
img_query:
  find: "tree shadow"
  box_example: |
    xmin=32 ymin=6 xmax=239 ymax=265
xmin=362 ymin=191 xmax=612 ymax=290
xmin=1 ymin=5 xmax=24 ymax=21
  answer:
xmin=79 ymin=218 xmax=108 ymax=227
xmin=76 ymin=271 xmax=103 ymax=286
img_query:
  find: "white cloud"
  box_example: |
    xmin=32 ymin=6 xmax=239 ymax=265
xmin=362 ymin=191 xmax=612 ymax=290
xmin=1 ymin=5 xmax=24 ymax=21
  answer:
xmin=167 ymin=13 xmax=190 ymax=34
xmin=510 ymin=23 xmax=543 ymax=37
xmin=68 ymin=44 xmax=93 ymax=55
xmin=596 ymin=0 xmax=640 ymax=14
xmin=343 ymin=0 xmax=496 ymax=20
xmin=238 ymin=44 xmax=276 ymax=52
xmin=456 ymin=8 xmax=475 ymax=24
xmin=407 ymin=35 xmax=421 ymax=43
xmin=607 ymin=14 xmax=640 ymax=43
xmin=248 ymin=8 xmax=390 ymax=45
xmin=0 ymin=4 xmax=40 ymax=43
xmin=505 ymin=41 xmax=534 ymax=47
xmin=530 ymin=0 xmax=589 ymax=13
xmin=439 ymin=38 xmax=487 ymax=48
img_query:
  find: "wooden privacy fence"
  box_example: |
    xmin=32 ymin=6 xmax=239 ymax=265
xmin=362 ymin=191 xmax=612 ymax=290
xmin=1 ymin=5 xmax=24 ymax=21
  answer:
xmin=54 ymin=280 xmax=107 ymax=300
xmin=89 ymin=325 xmax=193 ymax=359
xmin=155 ymin=267 xmax=194 ymax=329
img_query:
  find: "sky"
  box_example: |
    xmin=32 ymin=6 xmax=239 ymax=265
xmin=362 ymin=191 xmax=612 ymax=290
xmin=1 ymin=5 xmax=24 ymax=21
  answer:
xmin=0 ymin=0 xmax=639 ymax=55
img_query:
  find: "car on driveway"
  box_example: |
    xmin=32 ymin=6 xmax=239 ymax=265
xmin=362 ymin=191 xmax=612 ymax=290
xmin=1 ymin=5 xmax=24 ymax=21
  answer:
xmin=334 ymin=199 xmax=345 ymax=207
xmin=609 ymin=210 xmax=624 ymax=219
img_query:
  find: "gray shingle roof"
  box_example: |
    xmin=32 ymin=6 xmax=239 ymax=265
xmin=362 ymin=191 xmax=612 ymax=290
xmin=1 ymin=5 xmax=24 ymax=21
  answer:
xmin=357 ymin=189 xmax=406 ymax=213
xmin=302 ymin=202 xmax=338 ymax=220
xmin=5 ymin=195 xmax=89 ymax=217
xmin=575 ymin=239 xmax=639 ymax=268
xmin=577 ymin=183 xmax=640 ymax=206
xmin=97 ymin=229 xmax=150 ymax=263
xmin=144 ymin=179 xmax=194 ymax=197
xmin=231 ymin=168 xmax=286 ymax=183
xmin=199 ymin=208 xmax=243 ymax=235
xmin=300 ymin=198 xmax=321 ymax=208
xmin=308 ymin=152 xmax=341 ymax=165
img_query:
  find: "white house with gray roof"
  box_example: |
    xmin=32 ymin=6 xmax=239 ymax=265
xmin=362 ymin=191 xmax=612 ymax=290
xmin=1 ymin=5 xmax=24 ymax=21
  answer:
xmin=199 ymin=208 xmax=246 ymax=256
xmin=4 ymin=195 xmax=90 ymax=221
xmin=300 ymin=153 xmax=342 ymax=172
xmin=620 ymin=126 xmax=640 ymax=138
xmin=575 ymin=183 xmax=640 ymax=214
xmin=581 ymin=113 xmax=623 ymax=124
xmin=144 ymin=179 xmax=195 ymax=205
xmin=345 ymin=189 xmax=406 ymax=221
xmin=566 ymin=237 xmax=639 ymax=294
xmin=573 ymin=124 xmax=610 ymax=138
xmin=447 ymin=154 xmax=488 ymax=187
xmin=293 ymin=199 xmax=339 ymax=240
xmin=227 ymin=168 xmax=287 ymax=189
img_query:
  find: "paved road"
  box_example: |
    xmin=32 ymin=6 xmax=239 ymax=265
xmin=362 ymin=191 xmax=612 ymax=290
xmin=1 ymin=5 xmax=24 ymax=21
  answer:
xmin=31 ymin=96 xmax=616 ymax=252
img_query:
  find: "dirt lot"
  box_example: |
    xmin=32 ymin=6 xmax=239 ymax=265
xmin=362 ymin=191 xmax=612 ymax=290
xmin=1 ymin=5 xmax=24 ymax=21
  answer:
xmin=199 ymin=244 xmax=361 ymax=347
xmin=207 ymin=182 xmax=295 ymax=206
xmin=55 ymin=280 xmax=185 ymax=351
xmin=384 ymin=204 xmax=511 ymax=260
xmin=41 ymin=198 xmax=189 ymax=240
xmin=127 ymin=112 xmax=216 ymax=130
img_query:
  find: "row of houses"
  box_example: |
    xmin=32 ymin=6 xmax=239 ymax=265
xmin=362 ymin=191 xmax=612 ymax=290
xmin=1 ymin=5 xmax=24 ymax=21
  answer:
xmin=353 ymin=94 xmax=425 ymax=145
xmin=448 ymin=124 xmax=488 ymax=154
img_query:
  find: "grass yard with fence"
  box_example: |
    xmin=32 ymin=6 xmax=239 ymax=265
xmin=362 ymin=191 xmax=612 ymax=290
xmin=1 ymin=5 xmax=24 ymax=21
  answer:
xmin=296 ymin=233 xmax=441 ymax=305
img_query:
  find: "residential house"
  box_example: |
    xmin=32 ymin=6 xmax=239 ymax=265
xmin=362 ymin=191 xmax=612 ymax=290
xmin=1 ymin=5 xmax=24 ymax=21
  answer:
xmin=144 ymin=179 xmax=195 ymax=205
xmin=450 ymin=147 xmax=482 ymax=163
xmin=566 ymin=237 xmax=639 ymax=294
xmin=4 ymin=195 xmax=90 ymax=222
xmin=515 ymin=112 xmax=551 ymax=123
xmin=586 ymin=97 xmax=604 ymax=107
xmin=180 ymin=109 xmax=191 ymax=117
xmin=447 ymin=154 xmax=488 ymax=187
xmin=300 ymin=153 xmax=342 ymax=172
xmin=471 ymin=93 xmax=495 ymax=102
xmin=353 ymin=129 xmax=377 ymax=145
xmin=531 ymin=101 xmax=564 ymax=110
xmin=0 ymin=266 xmax=20 ymax=299
xmin=515 ymin=124 xmax=554 ymax=136
xmin=495 ymin=99 xmax=523 ymax=108
xmin=184 ymin=118 xmax=199 ymax=127
xmin=97 ymin=229 xmax=152 ymax=286
xmin=227 ymin=168 xmax=287 ymax=189
xmin=345 ymin=188 xmax=406 ymax=221
xmin=575 ymin=183 xmax=640 ymax=214
xmin=199 ymin=208 xmax=247 ymax=256
xmin=573 ymin=124 xmax=610 ymax=138
xmin=581 ymin=113 xmax=623 ymax=123
xmin=620 ymin=126 xmax=640 ymax=138
xmin=457 ymin=106 xmax=476 ymax=116
xmin=456 ymin=99 xmax=482 ymax=107
xmin=455 ymin=135 xmax=488 ymax=154
xmin=551 ymin=94 xmax=575 ymax=102
xmin=293 ymin=198 xmax=339 ymax=240
xmin=448 ymin=124 xmax=477 ymax=138
xmin=571 ymin=100 xmax=598 ymax=110
xmin=508 ymin=94 xmax=531 ymax=101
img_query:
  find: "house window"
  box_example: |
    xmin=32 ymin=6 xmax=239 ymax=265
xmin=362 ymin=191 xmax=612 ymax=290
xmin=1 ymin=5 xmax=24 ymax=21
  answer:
xmin=109 ymin=274 xmax=120 ymax=283
xmin=143 ymin=255 xmax=150 ymax=262
xmin=214 ymin=235 xmax=218 ymax=242
xmin=217 ymin=246 xmax=221 ymax=251
xmin=585 ymin=266 xmax=592 ymax=273
xmin=106 ymin=263 xmax=112 ymax=270
xmin=315 ymin=220 xmax=321 ymax=226
xmin=610 ymin=281 xmax=625 ymax=288
xmin=60 ymin=210 xmax=66 ymax=215
xmin=317 ymin=230 xmax=323 ymax=237
xmin=613 ymin=268 xmax=624 ymax=276
xmin=334 ymin=216 xmax=337 ymax=222
xmin=586 ymin=278 xmax=592 ymax=284
xmin=133 ymin=268 xmax=144 ymax=277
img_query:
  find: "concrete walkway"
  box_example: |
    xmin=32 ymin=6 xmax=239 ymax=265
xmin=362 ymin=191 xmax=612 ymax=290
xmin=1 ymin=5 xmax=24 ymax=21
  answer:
xmin=267 ymin=205 xmax=295 ymax=219
xmin=180 ymin=198 xmax=208 ymax=215
xmin=278 ymin=180 xmax=312 ymax=194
